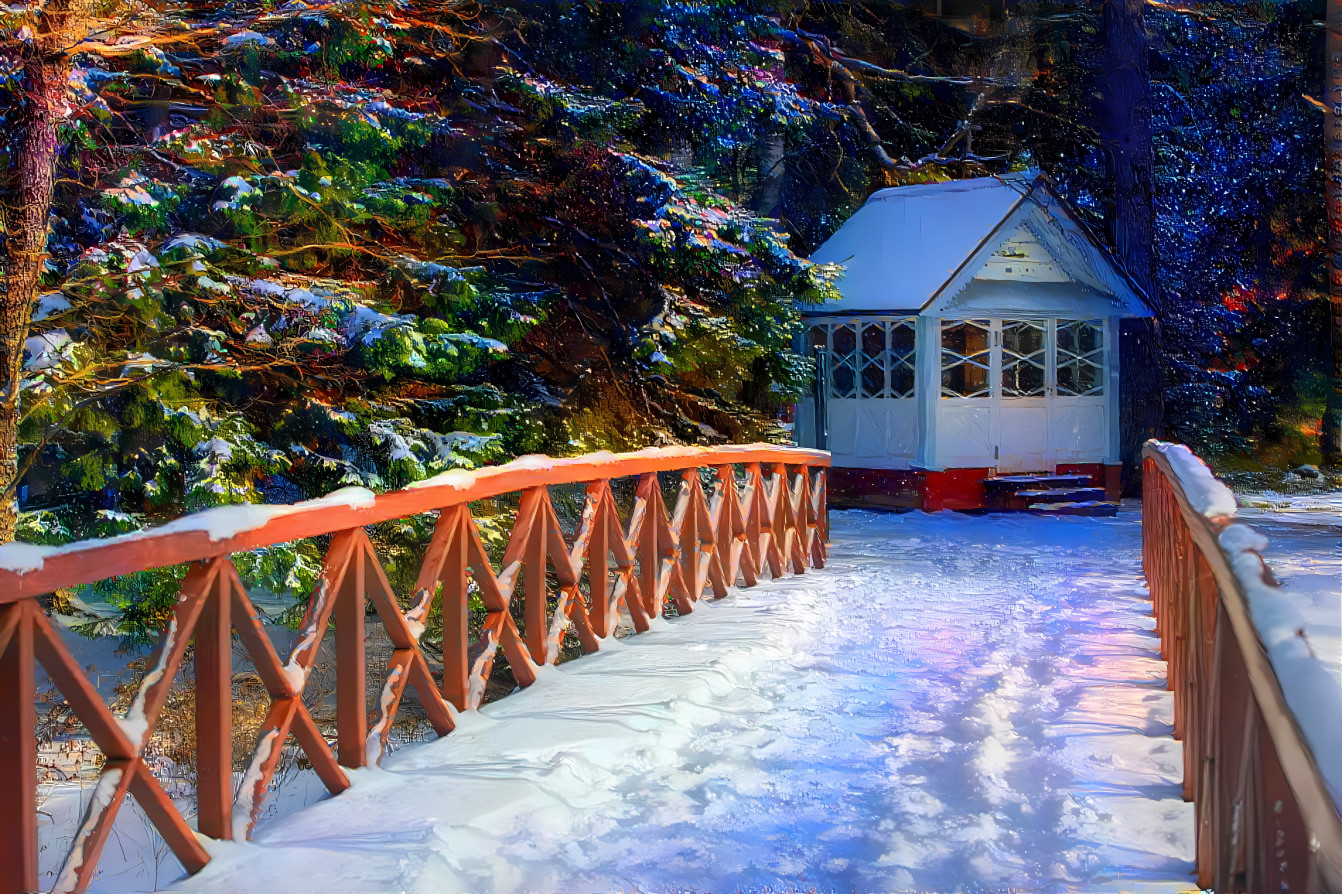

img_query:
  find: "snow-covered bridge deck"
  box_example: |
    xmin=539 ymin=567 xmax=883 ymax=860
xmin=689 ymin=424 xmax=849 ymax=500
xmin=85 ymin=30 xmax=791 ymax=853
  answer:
xmin=172 ymin=508 xmax=1197 ymax=894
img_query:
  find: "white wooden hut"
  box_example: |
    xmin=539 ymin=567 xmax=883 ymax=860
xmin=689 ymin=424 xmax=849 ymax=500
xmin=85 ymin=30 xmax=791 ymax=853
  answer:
xmin=796 ymin=172 xmax=1153 ymax=511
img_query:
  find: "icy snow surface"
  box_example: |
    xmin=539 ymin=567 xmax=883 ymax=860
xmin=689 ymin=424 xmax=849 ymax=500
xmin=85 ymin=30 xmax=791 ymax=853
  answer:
xmin=166 ymin=506 xmax=1195 ymax=894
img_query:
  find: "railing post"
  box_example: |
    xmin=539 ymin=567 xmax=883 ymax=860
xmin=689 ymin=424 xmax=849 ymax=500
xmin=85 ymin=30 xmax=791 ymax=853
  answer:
xmin=0 ymin=601 xmax=36 ymax=894
xmin=764 ymin=463 xmax=785 ymax=578
xmin=336 ymin=538 xmax=368 ymax=767
xmin=441 ymin=506 xmax=470 ymax=710
xmin=588 ymin=481 xmax=614 ymax=636
xmin=520 ymin=487 xmax=548 ymax=663
xmin=810 ymin=466 xmax=829 ymax=569
xmin=743 ymin=461 xmax=765 ymax=576
xmin=635 ymin=474 xmax=661 ymax=621
xmin=673 ymin=471 xmax=698 ymax=609
xmin=195 ymin=566 xmax=234 ymax=840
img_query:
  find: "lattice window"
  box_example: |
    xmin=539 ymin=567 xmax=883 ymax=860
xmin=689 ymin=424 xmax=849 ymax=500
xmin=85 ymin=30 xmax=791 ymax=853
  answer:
xmin=829 ymin=323 xmax=858 ymax=398
xmin=886 ymin=320 xmax=916 ymax=398
xmin=860 ymin=323 xmax=886 ymax=397
xmin=1001 ymin=320 xmax=1047 ymax=397
xmin=1056 ymin=320 xmax=1104 ymax=396
xmin=941 ymin=319 xmax=991 ymax=398
xmin=814 ymin=320 xmax=916 ymax=399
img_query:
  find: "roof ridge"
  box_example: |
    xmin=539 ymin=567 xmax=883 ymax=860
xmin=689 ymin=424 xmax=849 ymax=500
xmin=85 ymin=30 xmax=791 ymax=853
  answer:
xmin=866 ymin=170 xmax=1041 ymax=202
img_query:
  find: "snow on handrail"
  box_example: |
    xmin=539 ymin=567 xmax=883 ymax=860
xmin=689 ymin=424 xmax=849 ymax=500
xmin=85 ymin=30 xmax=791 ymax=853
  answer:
xmin=0 ymin=442 xmax=830 ymax=601
xmin=1143 ymin=439 xmax=1238 ymax=520
xmin=0 ymin=444 xmax=830 ymax=894
xmin=1142 ymin=440 xmax=1342 ymax=892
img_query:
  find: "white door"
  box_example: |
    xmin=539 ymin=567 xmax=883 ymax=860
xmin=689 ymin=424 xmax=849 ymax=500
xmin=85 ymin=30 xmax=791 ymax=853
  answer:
xmin=937 ymin=318 xmax=1110 ymax=472
xmin=1050 ymin=319 xmax=1109 ymax=464
xmin=937 ymin=319 xmax=996 ymax=468
xmin=997 ymin=320 xmax=1051 ymax=472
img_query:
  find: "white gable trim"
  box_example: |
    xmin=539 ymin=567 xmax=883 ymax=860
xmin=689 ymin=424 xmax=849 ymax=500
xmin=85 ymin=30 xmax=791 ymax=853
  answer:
xmin=920 ymin=182 xmax=1152 ymax=318
xmin=1027 ymin=191 xmax=1154 ymax=315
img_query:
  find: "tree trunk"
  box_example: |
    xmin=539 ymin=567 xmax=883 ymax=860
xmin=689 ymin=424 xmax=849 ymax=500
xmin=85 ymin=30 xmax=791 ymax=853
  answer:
xmin=1323 ymin=0 xmax=1342 ymax=465
xmin=1104 ymin=0 xmax=1161 ymax=490
xmin=1104 ymin=0 xmax=1156 ymax=292
xmin=0 ymin=53 xmax=70 ymax=542
xmin=754 ymin=128 xmax=785 ymax=220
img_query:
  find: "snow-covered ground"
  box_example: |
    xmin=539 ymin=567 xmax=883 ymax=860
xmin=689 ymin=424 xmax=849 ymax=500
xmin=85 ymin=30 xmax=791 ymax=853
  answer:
xmin=1235 ymin=492 xmax=1341 ymax=690
xmin=1238 ymin=489 xmax=1342 ymax=527
xmin=154 ymin=506 xmax=1196 ymax=894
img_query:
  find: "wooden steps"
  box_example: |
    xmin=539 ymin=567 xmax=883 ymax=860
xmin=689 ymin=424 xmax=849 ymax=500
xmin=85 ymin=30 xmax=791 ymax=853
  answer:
xmin=1027 ymin=500 xmax=1119 ymax=517
xmin=1015 ymin=487 xmax=1107 ymax=503
xmin=982 ymin=473 xmax=1094 ymax=489
xmin=980 ymin=473 xmax=1118 ymax=516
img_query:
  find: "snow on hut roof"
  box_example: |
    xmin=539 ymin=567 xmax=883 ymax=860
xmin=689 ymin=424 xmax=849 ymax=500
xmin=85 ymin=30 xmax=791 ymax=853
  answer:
xmin=806 ymin=172 xmax=1151 ymax=317
xmin=809 ymin=173 xmax=1036 ymax=313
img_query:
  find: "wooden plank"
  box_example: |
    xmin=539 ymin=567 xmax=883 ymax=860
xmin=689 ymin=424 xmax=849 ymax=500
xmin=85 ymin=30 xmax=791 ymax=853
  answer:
xmin=195 ymin=565 xmax=233 ymax=839
xmin=127 ymin=760 xmax=210 ymax=872
xmin=512 ymin=489 xmax=548 ymax=663
xmin=336 ymin=536 xmax=369 ymax=768
xmin=50 ymin=760 xmax=137 ymax=894
xmin=440 ymin=506 xmax=471 ymax=710
xmin=0 ymin=602 xmax=36 ymax=894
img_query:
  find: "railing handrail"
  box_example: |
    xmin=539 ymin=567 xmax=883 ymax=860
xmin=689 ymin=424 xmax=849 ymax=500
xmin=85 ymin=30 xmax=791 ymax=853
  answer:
xmin=0 ymin=443 xmax=830 ymax=601
xmin=1142 ymin=440 xmax=1342 ymax=891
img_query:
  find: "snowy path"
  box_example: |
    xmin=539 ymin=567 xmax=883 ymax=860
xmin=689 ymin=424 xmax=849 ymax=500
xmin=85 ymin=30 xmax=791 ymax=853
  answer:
xmin=170 ymin=507 xmax=1195 ymax=894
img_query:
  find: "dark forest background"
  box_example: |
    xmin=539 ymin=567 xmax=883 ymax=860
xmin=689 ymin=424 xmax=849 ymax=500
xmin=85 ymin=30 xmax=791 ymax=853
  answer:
xmin=0 ymin=0 xmax=1326 ymax=555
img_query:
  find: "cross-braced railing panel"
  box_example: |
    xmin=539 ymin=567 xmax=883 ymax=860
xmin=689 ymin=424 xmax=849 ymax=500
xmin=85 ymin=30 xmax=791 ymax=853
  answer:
xmin=0 ymin=445 xmax=828 ymax=894
xmin=1142 ymin=442 xmax=1342 ymax=894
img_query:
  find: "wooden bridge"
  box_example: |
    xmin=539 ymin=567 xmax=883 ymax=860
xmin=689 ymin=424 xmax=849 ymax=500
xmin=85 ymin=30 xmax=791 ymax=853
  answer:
xmin=0 ymin=443 xmax=1338 ymax=893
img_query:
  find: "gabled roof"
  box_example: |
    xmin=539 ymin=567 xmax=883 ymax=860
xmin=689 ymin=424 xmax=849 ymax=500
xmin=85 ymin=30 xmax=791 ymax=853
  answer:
xmin=806 ymin=172 xmax=1153 ymax=318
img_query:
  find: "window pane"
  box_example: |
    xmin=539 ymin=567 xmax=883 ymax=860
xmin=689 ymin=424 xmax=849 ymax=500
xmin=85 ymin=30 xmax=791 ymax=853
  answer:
xmin=1002 ymin=321 xmax=1044 ymax=357
xmin=1057 ymin=320 xmax=1103 ymax=355
xmin=1002 ymin=320 xmax=1046 ymax=397
xmin=942 ymin=363 xmax=990 ymax=397
xmin=941 ymin=320 xmax=991 ymax=398
xmin=887 ymin=321 xmax=916 ymax=398
xmin=1004 ymin=361 xmax=1045 ymax=396
xmin=859 ymin=323 xmax=886 ymax=398
xmin=832 ymin=324 xmax=856 ymax=357
xmin=1056 ymin=320 xmax=1104 ymax=396
xmin=860 ymin=323 xmax=885 ymax=358
xmin=890 ymin=322 xmax=915 ymax=355
xmin=1057 ymin=361 xmax=1103 ymax=396
xmin=891 ymin=364 xmax=915 ymax=397
xmin=941 ymin=320 xmax=990 ymax=358
xmin=832 ymin=362 xmax=856 ymax=398
xmin=861 ymin=360 xmax=885 ymax=397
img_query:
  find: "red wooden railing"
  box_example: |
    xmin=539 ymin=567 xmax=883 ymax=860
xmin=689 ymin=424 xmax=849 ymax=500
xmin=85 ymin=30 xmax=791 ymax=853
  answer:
xmin=1143 ymin=441 xmax=1342 ymax=893
xmin=0 ymin=444 xmax=829 ymax=894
